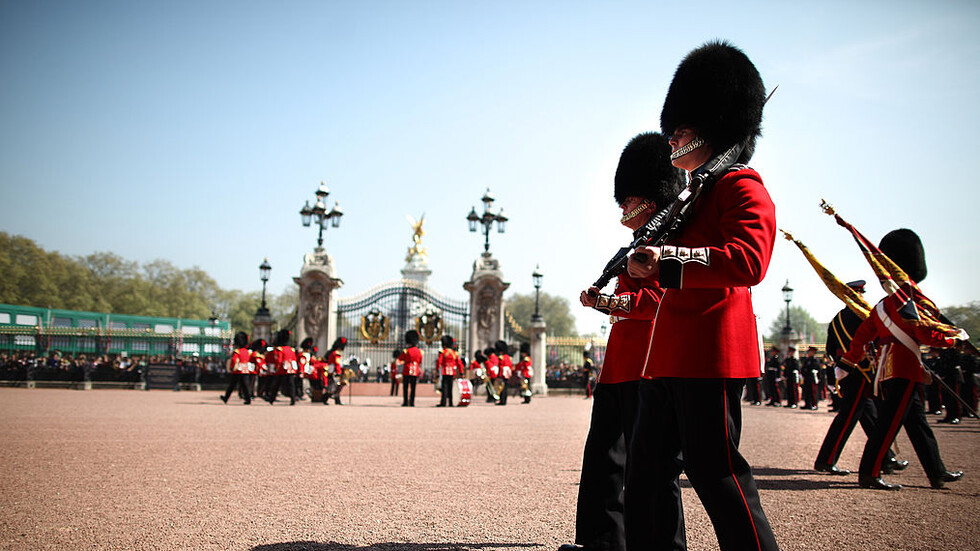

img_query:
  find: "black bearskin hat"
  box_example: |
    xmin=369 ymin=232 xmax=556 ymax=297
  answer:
xmin=392 ymin=348 xmax=403 ymax=359
xmin=879 ymin=229 xmax=927 ymax=283
xmin=613 ymin=132 xmax=686 ymax=206
xmin=250 ymin=339 xmax=267 ymax=352
xmin=519 ymin=342 xmax=530 ymax=356
xmin=475 ymin=350 xmax=487 ymax=363
xmin=233 ymin=331 xmax=249 ymax=349
xmin=441 ymin=334 xmax=455 ymax=349
xmin=405 ymin=330 xmax=420 ymax=346
xmin=300 ymin=337 xmax=314 ymax=351
xmin=484 ymin=346 xmax=496 ymax=357
xmin=495 ymin=340 xmax=509 ymax=355
xmin=273 ymin=329 xmax=290 ymax=347
xmin=331 ymin=337 xmax=348 ymax=351
xmin=661 ymin=40 xmax=766 ymax=163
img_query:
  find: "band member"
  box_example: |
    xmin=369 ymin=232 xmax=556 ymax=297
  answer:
xmin=325 ymin=337 xmax=348 ymax=405
xmin=582 ymin=349 xmax=595 ymax=399
xmin=484 ymin=346 xmax=500 ymax=402
xmin=814 ymin=280 xmax=905 ymax=476
xmin=437 ymin=335 xmax=460 ymax=407
xmin=264 ymin=330 xmax=297 ymax=405
xmin=221 ymin=331 xmax=252 ymax=404
xmin=515 ymin=342 xmax=533 ymax=404
xmin=801 ymin=347 xmax=820 ymax=410
xmin=936 ymin=347 xmax=963 ymax=424
xmin=764 ymin=346 xmax=782 ymax=406
xmin=561 ymin=131 xmax=682 ymax=551
xmin=783 ymin=346 xmax=800 ymax=409
xmin=625 ymin=41 xmax=779 ymax=551
xmin=840 ymin=229 xmax=966 ymax=490
xmin=496 ymin=340 xmax=513 ymax=406
xmin=470 ymin=350 xmax=491 ymax=401
xmin=399 ymin=330 xmax=423 ymax=407
xmin=389 ymin=348 xmax=402 ymax=396
xmin=253 ymin=338 xmax=270 ymax=400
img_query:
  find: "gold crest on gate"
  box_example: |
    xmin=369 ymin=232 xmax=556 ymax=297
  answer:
xmin=415 ymin=309 xmax=443 ymax=345
xmin=359 ymin=309 xmax=389 ymax=343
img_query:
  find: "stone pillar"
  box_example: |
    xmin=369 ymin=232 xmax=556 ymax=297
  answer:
xmin=294 ymin=247 xmax=344 ymax=354
xmin=529 ymin=317 xmax=548 ymax=396
xmin=463 ymin=252 xmax=510 ymax=357
xmin=251 ymin=309 xmax=273 ymax=345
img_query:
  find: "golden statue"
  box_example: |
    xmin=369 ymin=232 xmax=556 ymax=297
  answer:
xmin=405 ymin=214 xmax=428 ymax=263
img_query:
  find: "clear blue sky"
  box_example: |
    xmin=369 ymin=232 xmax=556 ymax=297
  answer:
xmin=2 ymin=0 xmax=979 ymax=339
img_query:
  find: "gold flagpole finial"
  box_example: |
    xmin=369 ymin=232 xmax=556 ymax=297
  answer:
xmin=819 ymin=199 xmax=835 ymax=216
xmin=779 ymin=229 xmax=795 ymax=242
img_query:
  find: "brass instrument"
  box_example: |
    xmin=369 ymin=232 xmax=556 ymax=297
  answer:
xmin=482 ymin=372 xmax=500 ymax=402
xmin=520 ymin=378 xmax=532 ymax=403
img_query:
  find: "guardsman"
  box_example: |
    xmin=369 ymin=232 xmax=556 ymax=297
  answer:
xmin=298 ymin=338 xmax=321 ymax=403
xmin=841 ymin=229 xmax=966 ymax=490
xmin=783 ymin=346 xmax=800 ymax=409
xmin=484 ymin=346 xmax=500 ymax=402
xmin=437 ymin=335 xmax=460 ymax=407
xmin=220 ymin=331 xmax=252 ymax=405
xmin=764 ymin=346 xmax=782 ymax=406
xmin=515 ymin=342 xmax=533 ymax=404
xmin=325 ymin=337 xmax=347 ymax=405
xmin=560 ymin=131 xmax=681 ymax=551
xmin=252 ymin=339 xmax=270 ymax=400
xmin=936 ymin=347 xmax=963 ymax=424
xmin=399 ymin=330 xmax=423 ymax=407
xmin=389 ymin=348 xmax=402 ymax=397
xmin=582 ymin=349 xmax=595 ymax=399
xmin=625 ymin=41 xmax=779 ymax=550
xmin=801 ymin=347 xmax=820 ymax=410
xmin=496 ymin=340 xmax=513 ymax=406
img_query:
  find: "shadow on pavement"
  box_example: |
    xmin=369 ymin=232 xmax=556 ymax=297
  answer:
xmin=253 ymin=543 xmax=543 ymax=551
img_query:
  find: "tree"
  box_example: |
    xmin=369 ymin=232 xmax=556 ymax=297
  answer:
xmin=943 ymin=302 xmax=980 ymax=345
xmin=766 ymin=305 xmax=827 ymax=345
xmin=504 ymin=292 xmax=578 ymax=337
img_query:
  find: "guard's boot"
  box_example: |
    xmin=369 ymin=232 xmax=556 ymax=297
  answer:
xmin=858 ymin=475 xmax=901 ymax=491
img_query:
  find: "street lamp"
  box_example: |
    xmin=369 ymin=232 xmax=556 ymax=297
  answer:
xmin=258 ymin=258 xmax=272 ymax=316
xmin=781 ymin=280 xmax=794 ymax=335
xmin=532 ymin=265 xmax=543 ymax=321
xmin=300 ymin=181 xmax=343 ymax=248
xmin=466 ymin=188 xmax=507 ymax=253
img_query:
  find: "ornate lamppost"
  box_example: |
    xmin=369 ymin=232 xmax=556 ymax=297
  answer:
xmin=252 ymin=258 xmax=273 ymax=343
xmin=466 ymin=188 xmax=508 ymax=253
xmin=258 ymin=258 xmax=272 ymax=317
xmin=780 ymin=280 xmax=795 ymax=354
xmin=532 ymin=265 xmax=543 ymax=322
xmin=299 ymin=182 xmax=343 ymax=249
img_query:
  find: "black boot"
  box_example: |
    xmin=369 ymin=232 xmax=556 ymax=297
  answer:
xmin=858 ymin=475 xmax=901 ymax=490
xmin=929 ymin=470 xmax=964 ymax=489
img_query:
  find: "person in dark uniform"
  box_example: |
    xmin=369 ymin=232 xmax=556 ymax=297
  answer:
xmin=560 ymin=131 xmax=682 ymax=551
xmin=936 ymin=347 xmax=963 ymax=424
xmin=437 ymin=335 xmax=460 ymax=407
xmin=389 ymin=348 xmax=402 ymax=397
xmin=783 ymin=346 xmax=800 ymax=409
xmin=221 ymin=331 xmax=252 ymax=405
xmin=744 ymin=373 xmax=762 ymax=406
xmin=582 ymin=349 xmax=596 ymax=399
xmin=495 ymin=341 xmax=513 ymax=406
xmin=324 ymin=337 xmax=348 ymax=405
xmin=840 ymin=229 xmax=966 ymax=490
xmin=801 ymin=346 xmax=820 ymax=410
xmin=960 ymin=352 xmax=979 ymax=417
xmin=923 ymin=348 xmax=944 ymax=415
xmin=814 ymin=280 xmax=905 ymax=476
xmin=625 ymin=41 xmax=779 ymax=551
xmin=399 ymin=330 xmax=423 ymax=407
xmin=764 ymin=347 xmax=782 ymax=407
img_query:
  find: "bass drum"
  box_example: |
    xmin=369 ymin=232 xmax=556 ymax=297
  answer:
xmin=452 ymin=378 xmax=473 ymax=407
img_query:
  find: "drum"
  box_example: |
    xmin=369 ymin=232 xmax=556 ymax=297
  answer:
xmin=452 ymin=378 xmax=473 ymax=407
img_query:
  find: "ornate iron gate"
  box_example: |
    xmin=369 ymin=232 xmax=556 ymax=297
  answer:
xmin=335 ymin=280 xmax=470 ymax=379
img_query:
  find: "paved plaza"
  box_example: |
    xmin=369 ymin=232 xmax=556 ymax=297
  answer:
xmin=0 ymin=387 xmax=977 ymax=551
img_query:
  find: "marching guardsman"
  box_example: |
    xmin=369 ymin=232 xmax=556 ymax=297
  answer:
xmin=389 ymin=348 xmax=402 ymax=396
xmin=436 ymin=335 xmax=460 ymax=407
xmin=764 ymin=346 xmax=782 ymax=406
xmin=251 ymin=339 xmax=268 ymax=400
xmin=399 ymin=330 xmax=423 ymax=407
xmin=515 ymin=342 xmax=533 ymax=404
xmin=814 ymin=280 xmax=905 ymax=476
xmin=625 ymin=41 xmax=779 ymax=550
xmin=221 ymin=331 xmax=252 ymax=405
xmin=783 ymin=345 xmax=800 ymax=409
xmin=561 ymin=132 xmax=680 ymax=551
xmin=496 ymin=340 xmax=513 ymax=405
xmin=484 ymin=346 xmax=500 ymax=402
xmin=841 ymin=229 xmax=966 ymax=490
xmin=298 ymin=337 xmax=321 ymax=403
xmin=470 ymin=350 xmax=490 ymax=400
xmin=269 ymin=329 xmax=299 ymax=405
xmin=936 ymin=347 xmax=963 ymax=424
xmin=582 ymin=348 xmax=595 ymax=399
xmin=801 ymin=346 xmax=820 ymax=410
xmin=325 ymin=337 xmax=348 ymax=405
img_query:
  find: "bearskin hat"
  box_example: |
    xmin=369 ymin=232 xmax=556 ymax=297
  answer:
xmin=299 ymin=337 xmax=314 ymax=351
xmin=331 ymin=337 xmax=348 ymax=351
xmin=405 ymin=330 xmax=420 ymax=346
xmin=441 ymin=334 xmax=455 ymax=349
xmin=250 ymin=339 xmax=267 ymax=352
xmin=519 ymin=342 xmax=531 ymax=356
xmin=879 ymin=229 xmax=927 ymax=283
xmin=494 ymin=340 xmax=509 ymax=355
xmin=475 ymin=350 xmax=487 ymax=363
xmin=273 ymin=329 xmax=290 ymax=347
xmin=613 ymin=132 xmax=686 ymax=206
xmin=392 ymin=348 xmax=403 ymax=359
xmin=661 ymin=40 xmax=766 ymax=163
xmin=233 ymin=331 xmax=249 ymax=349
xmin=484 ymin=346 xmax=496 ymax=357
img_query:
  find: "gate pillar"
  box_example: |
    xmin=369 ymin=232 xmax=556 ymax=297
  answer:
xmin=463 ymin=252 xmax=510 ymax=355
xmin=294 ymin=248 xmax=343 ymax=353
xmin=529 ymin=317 xmax=548 ymax=395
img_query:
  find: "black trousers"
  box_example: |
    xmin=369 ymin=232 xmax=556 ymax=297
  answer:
xmin=439 ymin=375 xmax=455 ymax=406
xmin=860 ymin=379 xmax=946 ymax=479
xmin=390 ymin=376 xmax=399 ymax=396
xmin=222 ymin=373 xmax=251 ymax=403
xmin=744 ymin=378 xmax=762 ymax=404
xmin=575 ymin=382 xmax=640 ymax=551
xmin=498 ymin=378 xmax=509 ymax=405
xmin=764 ymin=371 xmax=781 ymax=404
xmin=784 ymin=372 xmax=799 ymax=406
xmin=814 ymin=373 xmax=892 ymax=468
xmin=402 ymin=375 xmax=417 ymax=406
xmin=626 ymin=378 xmax=778 ymax=551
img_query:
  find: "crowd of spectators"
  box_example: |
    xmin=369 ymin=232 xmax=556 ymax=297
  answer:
xmin=546 ymin=361 xmax=589 ymax=388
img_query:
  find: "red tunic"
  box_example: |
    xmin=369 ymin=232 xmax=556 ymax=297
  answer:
xmin=326 ymin=350 xmax=343 ymax=376
xmin=229 ymin=348 xmax=251 ymax=374
xmin=515 ymin=357 xmax=533 ymax=379
xmin=485 ymin=353 xmax=500 ymax=379
xmin=642 ymin=167 xmax=775 ymax=379
xmin=499 ymin=354 xmax=514 ymax=380
xmin=252 ymin=350 xmax=268 ymax=376
xmin=399 ymin=347 xmax=423 ymax=377
xmin=278 ymin=346 xmax=298 ymax=375
xmin=597 ymin=274 xmax=663 ymax=384
xmin=437 ymin=349 xmax=460 ymax=376
xmin=841 ymin=292 xmax=958 ymax=384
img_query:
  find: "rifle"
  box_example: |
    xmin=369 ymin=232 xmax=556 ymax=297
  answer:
xmin=589 ymin=141 xmax=744 ymax=293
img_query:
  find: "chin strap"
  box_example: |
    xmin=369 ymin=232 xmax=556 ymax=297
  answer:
xmin=670 ymin=136 xmax=705 ymax=160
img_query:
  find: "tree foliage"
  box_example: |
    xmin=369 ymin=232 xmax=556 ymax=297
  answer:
xmin=505 ymin=292 xmax=578 ymax=337
xmin=766 ymin=305 xmax=828 ymax=345
xmin=943 ymin=301 xmax=980 ymax=345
